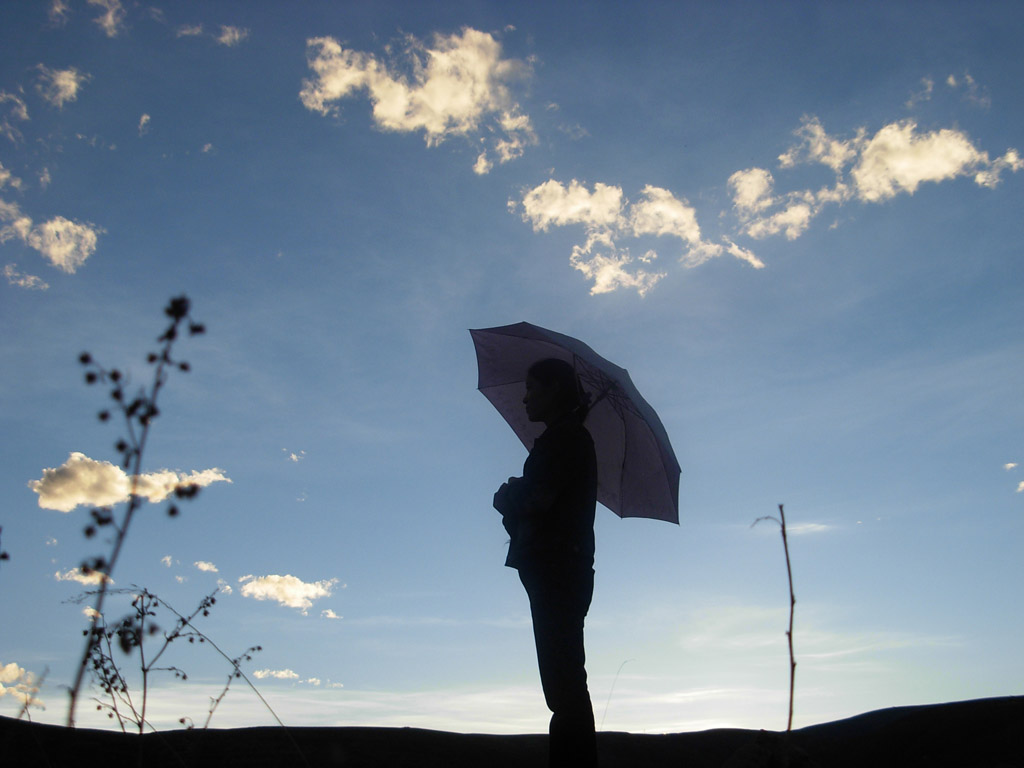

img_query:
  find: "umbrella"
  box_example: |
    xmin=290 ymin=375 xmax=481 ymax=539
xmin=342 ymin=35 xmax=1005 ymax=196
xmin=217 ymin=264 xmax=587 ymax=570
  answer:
xmin=470 ymin=322 xmax=680 ymax=524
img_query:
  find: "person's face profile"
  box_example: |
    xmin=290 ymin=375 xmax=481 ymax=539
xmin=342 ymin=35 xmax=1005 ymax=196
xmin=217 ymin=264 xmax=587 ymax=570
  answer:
xmin=523 ymin=374 xmax=560 ymax=423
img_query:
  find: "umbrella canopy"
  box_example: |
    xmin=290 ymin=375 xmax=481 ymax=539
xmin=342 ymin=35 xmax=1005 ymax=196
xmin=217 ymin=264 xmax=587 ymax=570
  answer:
xmin=470 ymin=322 xmax=680 ymax=524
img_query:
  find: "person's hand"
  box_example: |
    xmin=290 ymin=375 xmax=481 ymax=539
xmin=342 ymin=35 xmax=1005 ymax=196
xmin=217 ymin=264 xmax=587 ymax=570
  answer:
xmin=493 ymin=477 xmax=522 ymax=513
xmin=493 ymin=482 xmax=510 ymax=513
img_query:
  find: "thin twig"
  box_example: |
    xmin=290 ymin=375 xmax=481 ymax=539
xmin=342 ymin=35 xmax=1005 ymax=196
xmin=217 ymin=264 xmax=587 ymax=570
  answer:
xmin=752 ymin=503 xmax=797 ymax=733
xmin=599 ymin=658 xmax=634 ymax=731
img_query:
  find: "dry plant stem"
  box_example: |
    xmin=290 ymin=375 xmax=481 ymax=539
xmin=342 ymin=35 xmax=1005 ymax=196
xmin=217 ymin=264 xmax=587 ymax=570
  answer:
xmin=778 ymin=504 xmax=796 ymax=734
xmin=753 ymin=503 xmax=797 ymax=734
xmin=68 ymin=372 xmax=161 ymax=725
xmin=600 ymin=658 xmax=634 ymax=732
xmin=67 ymin=297 xmax=202 ymax=727
xmin=83 ymin=588 xmax=217 ymax=732
xmin=149 ymin=592 xmax=283 ymax=730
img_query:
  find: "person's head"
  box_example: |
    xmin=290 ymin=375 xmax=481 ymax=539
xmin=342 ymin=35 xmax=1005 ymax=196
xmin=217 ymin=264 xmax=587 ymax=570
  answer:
xmin=523 ymin=358 xmax=586 ymax=424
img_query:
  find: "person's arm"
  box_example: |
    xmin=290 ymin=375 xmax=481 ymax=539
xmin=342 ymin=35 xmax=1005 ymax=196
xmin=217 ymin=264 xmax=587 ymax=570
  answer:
xmin=512 ymin=430 xmax=576 ymax=518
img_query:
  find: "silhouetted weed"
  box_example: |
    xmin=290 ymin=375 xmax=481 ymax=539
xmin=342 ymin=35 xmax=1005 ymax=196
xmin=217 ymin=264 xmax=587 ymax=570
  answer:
xmin=753 ymin=504 xmax=797 ymax=734
xmin=72 ymin=586 xmax=264 ymax=733
xmin=67 ymin=296 xmax=205 ymax=726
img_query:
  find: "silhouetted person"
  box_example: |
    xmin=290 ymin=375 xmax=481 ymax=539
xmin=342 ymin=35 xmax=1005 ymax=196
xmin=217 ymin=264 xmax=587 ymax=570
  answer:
xmin=493 ymin=358 xmax=598 ymax=768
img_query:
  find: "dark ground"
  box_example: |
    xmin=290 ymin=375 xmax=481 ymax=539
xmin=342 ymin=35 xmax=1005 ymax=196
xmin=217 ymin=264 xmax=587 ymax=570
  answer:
xmin=3 ymin=696 xmax=1022 ymax=767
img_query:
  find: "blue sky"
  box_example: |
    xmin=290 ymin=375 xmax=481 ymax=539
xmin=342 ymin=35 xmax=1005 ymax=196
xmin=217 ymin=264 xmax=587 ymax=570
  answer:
xmin=2 ymin=0 xmax=1022 ymax=734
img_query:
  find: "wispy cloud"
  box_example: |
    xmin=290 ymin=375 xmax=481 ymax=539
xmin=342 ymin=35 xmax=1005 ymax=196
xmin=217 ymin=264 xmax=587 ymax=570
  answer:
xmin=905 ymin=77 xmax=934 ymax=108
xmin=138 ymin=113 xmax=150 ymax=136
xmin=0 ymin=161 xmax=20 ymax=191
xmin=518 ymin=77 xmax=1020 ymax=295
xmin=36 ymin=65 xmax=90 ymax=109
xmin=516 ymin=179 xmax=761 ymax=296
xmin=48 ymin=0 xmax=71 ymax=26
xmin=216 ymin=26 xmax=249 ymax=47
xmin=0 ymin=91 xmax=29 ymax=143
xmin=87 ymin=0 xmax=125 ymax=38
xmin=321 ymin=609 xmax=342 ymax=620
xmin=55 ymin=567 xmax=110 ymax=585
xmin=239 ymin=574 xmax=339 ymax=614
xmin=301 ymin=28 xmax=535 ymax=173
xmin=0 ymin=662 xmax=43 ymax=709
xmin=731 ymin=115 xmax=1021 ymax=242
xmin=1005 ymin=463 xmax=1018 ymax=471
xmin=0 ymin=198 xmax=102 ymax=273
xmin=3 ymin=264 xmax=49 ymax=290
xmin=786 ymin=522 xmax=832 ymax=535
xmin=946 ymin=72 xmax=990 ymax=108
xmin=29 ymin=452 xmax=231 ymax=513
xmin=253 ymin=668 xmax=299 ymax=680
xmin=194 ymin=561 xmax=218 ymax=573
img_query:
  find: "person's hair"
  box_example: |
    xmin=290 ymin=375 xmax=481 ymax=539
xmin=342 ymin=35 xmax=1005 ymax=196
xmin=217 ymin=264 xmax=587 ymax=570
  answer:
xmin=527 ymin=358 xmax=590 ymax=417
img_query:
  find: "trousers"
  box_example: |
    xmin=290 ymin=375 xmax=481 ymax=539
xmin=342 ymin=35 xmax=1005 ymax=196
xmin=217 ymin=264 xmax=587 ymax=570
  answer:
xmin=519 ymin=562 xmax=597 ymax=768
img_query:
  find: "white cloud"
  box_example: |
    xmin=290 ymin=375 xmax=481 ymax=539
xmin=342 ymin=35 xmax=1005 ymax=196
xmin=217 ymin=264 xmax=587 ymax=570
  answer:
xmin=161 ymin=555 xmax=173 ymax=567
xmin=176 ymin=24 xmax=203 ymax=38
xmin=1005 ymin=463 xmax=1018 ymax=471
xmin=29 ymin=452 xmax=232 ymax=513
xmin=905 ymin=77 xmax=934 ymax=108
xmin=36 ymin=65 xmax=90 ymax=109
xmin=472 ymin=152 xmax=492 ymax=175
xmin=55 ymin=567 xmax=110 ymax=585
xmin=253 ymin=668 xmax=299 ymax=680
xmin=194 ymin=561 xmax=218 ymax=573
xmin=83 ymin=606 xmax=100 ymax=620
xmin=49 ymin=0 xmax=71 ymax=26
xmin=946 ymin=71 xmax=990 ymax=108
xmin=1017 ymin=482 xmax=1024 ymax=494
xmin=1 ymin=198 xmax=102 ymax=273
xmin=87 ymin=0 xmax=125 ymax=38
xmin=25 ymin=216 xmax=101 ymax=272
xmin=786 ymin=522 xmax=832 ymax=535
xmin=217 ymin=26 xmax=249 ymax=47
xmin=240 ymin=574 xmax=339 ymax=614
xmin=138 ymin=114 xmax=151 ymax=136
xmin=301 ymin=28 xmax=534 ymax=170
xmin=520 ymin=179 xmax=624 ymax=231
xmin=569 ymin=240 xmax=665 ymax=297
xmin=974 ymin=149 xmax=1023 ymax=188
xmin=745 ymin=199 xmax=815 ymax=240
xmin=305 ymin=678 xmax=322 ymax=686
xmin=728 ymin=168 xmax=775 ymax=214
xmin=779 ymin=116 xmax=863 ymax=173
xmin=0 ymin=92 xmax=29 ymax=143
xmin=216 ymin=579 xmax=233 ymax=594
xmin=852 ymin=121 xmax=990 ymax=202
xmin=518 ymin=179 xmax=758 ymax=295
xmin=283 ymin=449 xmax=306 ymax=463
xmin=0 ymin=662 xmax=43 ymax=709
xmin=0 ymin=162 xmax=19 ymax=190
xmin=630 ymin=185 xmax=703 ymax=245
xmin=3 ymin=264 xmax=49 ymax=290
xmin=321 ymin=609 xmax=342 ymax=620
xmin=722 ymin=238 xmax=765 ymax=270
xmin=732 ymin=115 xmax=1021 ymax=244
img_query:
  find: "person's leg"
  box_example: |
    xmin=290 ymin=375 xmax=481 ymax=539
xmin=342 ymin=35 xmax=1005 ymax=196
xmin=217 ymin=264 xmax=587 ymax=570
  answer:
xmin=521 ymin=565 xmax=597 ymax=768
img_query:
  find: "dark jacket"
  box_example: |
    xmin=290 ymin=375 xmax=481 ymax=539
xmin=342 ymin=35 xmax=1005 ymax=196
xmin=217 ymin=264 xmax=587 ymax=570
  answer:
xmin=495 ymin=416 xmax=597 ymax=571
